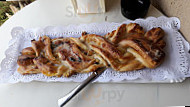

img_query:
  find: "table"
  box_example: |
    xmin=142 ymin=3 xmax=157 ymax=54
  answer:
xmin=0 ymin=0 xmax=190 ymax=107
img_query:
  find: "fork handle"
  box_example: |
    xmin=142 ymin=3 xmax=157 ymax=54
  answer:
xmin=58 ymin=67 xmax=106 ymax=107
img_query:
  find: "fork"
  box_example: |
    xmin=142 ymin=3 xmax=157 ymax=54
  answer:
xmin=58 ymin=67 xmax=106 ymax=107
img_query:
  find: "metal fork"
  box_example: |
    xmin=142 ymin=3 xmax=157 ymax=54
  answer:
xmin=58 ymin=67 xmax=106 ymax=107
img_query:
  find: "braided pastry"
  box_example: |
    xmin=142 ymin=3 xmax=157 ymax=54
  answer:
xmin=17 ymin=23 xmax=166 ymax=77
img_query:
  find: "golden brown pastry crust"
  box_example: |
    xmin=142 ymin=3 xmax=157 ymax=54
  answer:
xmin=17 ymin=23 xmax=166 ymax=77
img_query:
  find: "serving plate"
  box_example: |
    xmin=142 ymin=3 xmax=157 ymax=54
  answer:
xmin=0 ymin=16 xmax=189 ymax=83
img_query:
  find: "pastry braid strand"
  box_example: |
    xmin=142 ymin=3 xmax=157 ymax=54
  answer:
xmin=17 ymin=23 xmax=166 ymax=77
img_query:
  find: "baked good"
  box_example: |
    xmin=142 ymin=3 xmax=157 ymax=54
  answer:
xmin=17 ymin=23 xmax=166 ymax=77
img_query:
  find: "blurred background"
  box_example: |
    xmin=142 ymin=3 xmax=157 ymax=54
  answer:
xmin=0 ymin=0 xmax=35 ymax=26
xmin=0 ymin=0 xmax=190 ymax=41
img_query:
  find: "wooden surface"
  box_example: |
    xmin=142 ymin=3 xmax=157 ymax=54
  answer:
xmin=151 ymin=0 xmax=190 ymax=42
